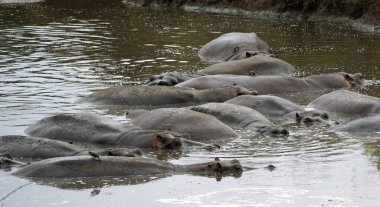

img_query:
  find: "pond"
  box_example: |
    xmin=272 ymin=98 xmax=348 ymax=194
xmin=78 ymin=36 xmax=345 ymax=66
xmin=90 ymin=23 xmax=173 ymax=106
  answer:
xmin=1 ymin=1 xmax=380 ymax=206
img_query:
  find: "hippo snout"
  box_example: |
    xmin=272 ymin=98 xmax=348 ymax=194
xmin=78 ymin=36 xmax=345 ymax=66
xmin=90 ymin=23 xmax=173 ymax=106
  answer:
xmin=169 ymin=137 xmax=183 ymax=149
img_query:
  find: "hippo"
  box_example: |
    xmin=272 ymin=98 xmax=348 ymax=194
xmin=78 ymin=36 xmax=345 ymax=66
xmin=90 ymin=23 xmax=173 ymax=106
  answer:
xmin=13 ymin=156 xmax=243 ymax=178
xmin=78 ymin=85 xmax=257 ymax=106
xmin=198 ymin=56 xmax=295 ymax=76
xmin=199 ymin=32 xmax=271 ymax=62
xmin=175 ymin=72 xmax=363 ymax=94
xmin=225 ymin=95 xmax=332 ymax=126
xmin=147 ymin=71 xmax=204 ymax=86
xmin=25 ymin=113 xmax=214 ymax=150
xmin=127 ymin=108 xmax=239 ymax=144
xmin=189 ymin=103 xmax=288 ymax=136
xmin=331 ymin=114 xmax=380 ymax=133
xmin=0 ymin=135 xmax=143 ymax=159
xmin=307 ymin=90 xmax=380 ymax=117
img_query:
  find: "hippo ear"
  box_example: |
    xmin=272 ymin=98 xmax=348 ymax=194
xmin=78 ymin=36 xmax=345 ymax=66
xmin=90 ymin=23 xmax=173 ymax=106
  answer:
xmin=355 ymin=73 xmax=363 ymax=80
xmin=344 ymin=74 xmax=354 ymax=82
xmin=152 ymin=134 xmax=166 ymax=149
xmin=215 ymin=157 xmax=221 ymax=162
xmin=295 ymin=113 xmax=302 ymax=123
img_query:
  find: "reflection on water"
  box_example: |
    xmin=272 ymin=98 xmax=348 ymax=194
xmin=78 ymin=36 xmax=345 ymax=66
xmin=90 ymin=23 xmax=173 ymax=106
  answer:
xmin=1 ymin=1 xmax=380 ymax=207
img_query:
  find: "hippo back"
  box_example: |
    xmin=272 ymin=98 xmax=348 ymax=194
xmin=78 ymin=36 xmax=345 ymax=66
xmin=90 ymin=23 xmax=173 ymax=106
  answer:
xmin=225 ymin=95 xmax=304 ymax=117
xmin=308 ymin=90 xmax=380 ymax=116
xmin=0 ymin=135 xmax=81 ymax=159
xmin=199 ymin=56 xmax=295 ymax=76
xmin=199 ymin=32 xmax=270 ymax=62
xmin=331 ymin=114 xmax=380 ymax=133
xmin=13 ymin=156 xmax=176 ymax=178
xmin=130 ymin=108 xmax=239 ymax=143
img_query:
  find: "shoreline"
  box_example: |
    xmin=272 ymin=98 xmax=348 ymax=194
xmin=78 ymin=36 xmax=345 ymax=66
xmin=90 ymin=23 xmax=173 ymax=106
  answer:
xmin=124 ymin=0 xmax=380 ymax=33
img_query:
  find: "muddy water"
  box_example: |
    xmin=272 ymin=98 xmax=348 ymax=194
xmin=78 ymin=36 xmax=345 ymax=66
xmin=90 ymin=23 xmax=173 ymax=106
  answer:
xmin=1 ymin=2 xmax=380 ymax=207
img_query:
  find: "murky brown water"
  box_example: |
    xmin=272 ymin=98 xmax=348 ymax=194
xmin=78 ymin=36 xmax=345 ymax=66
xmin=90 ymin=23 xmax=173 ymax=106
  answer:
xmin=1 ymin=1 xmax=380 ymax=207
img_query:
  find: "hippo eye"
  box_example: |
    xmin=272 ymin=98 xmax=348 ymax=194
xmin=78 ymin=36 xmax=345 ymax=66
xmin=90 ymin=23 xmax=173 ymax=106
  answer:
xmin=233 ymin=47 xmax=239 ymax=53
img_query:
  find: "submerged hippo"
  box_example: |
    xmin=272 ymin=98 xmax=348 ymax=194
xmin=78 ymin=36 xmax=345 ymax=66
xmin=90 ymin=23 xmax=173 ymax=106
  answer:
xmin=25 ymin=113 xmax=212 ymax=150
xmin=0 ymin=135 xmax=142 ymax=159
xmin=79 ymin=85 xmax=257 ymax=106
xmin=13 ymin=156 xmax=243 ymax=178
xmin=190 ymin=103 xmax=288 ymax=136
xmin=331 ymin=114 xmax=380 ymax=133
xmin=128 ymin=108 xmax=239 ymax=144
xmin=225 ymin=95 xmax=332 ymax=126
xmin=147 ymin=72 xmax=203 ymax=86
xmin=176 ymin=72 xmax=363 ymax=94
xmin=198 ymin=56 xmax=295 ymax=76
xmin=199 ymin=32 xmax=271 ymax=62
xmin=307 ymin=90 xmax=380 ymax=117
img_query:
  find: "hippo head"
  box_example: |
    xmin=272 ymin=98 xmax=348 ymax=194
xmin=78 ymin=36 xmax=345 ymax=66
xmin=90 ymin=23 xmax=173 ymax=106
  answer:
xmin=147 ymin=74 xmax=178 ymax=86
xmin=295 ymin=112 xmax=334 ymax=127
xmin=257 ymin=126 xmax=289 ymax=136
xmin=191 ymin=158 xmax=243 ymax=175
xmin=152 ymin=132 xmax=184 ymax=149
xmin=342 ymin=72 xmax=363 ymax=88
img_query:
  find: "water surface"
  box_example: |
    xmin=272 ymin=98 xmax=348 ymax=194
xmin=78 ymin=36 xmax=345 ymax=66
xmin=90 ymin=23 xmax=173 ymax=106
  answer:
xmin=1 ymin=2 xmax=380 ymax=206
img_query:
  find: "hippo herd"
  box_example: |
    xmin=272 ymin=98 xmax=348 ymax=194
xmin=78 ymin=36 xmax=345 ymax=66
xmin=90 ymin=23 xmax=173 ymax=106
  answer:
xmin=2 ymin=32 xmax=380 ymax=182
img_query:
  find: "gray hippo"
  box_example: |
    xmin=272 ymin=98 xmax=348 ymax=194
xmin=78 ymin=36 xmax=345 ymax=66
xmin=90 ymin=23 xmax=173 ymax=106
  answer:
xmin=225 ymin=95 xmax=332 ymax=126
xmin=189 ymin=103 xmax=288 ymax=136
xmin=307 ymin=90 xmax=380 ymax=117
xmin=25 ymin=113 xmax=213 ymax=150
xmin=147 ymin=71 xmax=204 ymax=86
xmin=13 ymin=156 xmax=243 ymax=178
xmin=0 ymin=135 xmax=142 ymax=159
xmin=78 ymin=85 xmax=257 ymax=106
xmin=127 ymin=108 xmax=239 ymax=144
xmin=331 ymin=114 xmax=380 ymax=133
xmin=198 ymin=56 xmax=295 ymax=76
xmin=175 ymin=72 xmax=363 ymax=94
xmin=199 ymin=32 xmax=271 ymax=62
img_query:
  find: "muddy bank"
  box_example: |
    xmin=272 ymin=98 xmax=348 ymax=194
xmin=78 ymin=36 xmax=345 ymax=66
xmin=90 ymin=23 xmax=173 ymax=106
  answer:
xmin=125 ymin=0 xmax=380 ymax=32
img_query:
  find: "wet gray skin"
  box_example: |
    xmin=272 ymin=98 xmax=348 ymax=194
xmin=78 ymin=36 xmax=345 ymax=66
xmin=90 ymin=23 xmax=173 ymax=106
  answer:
xmin=198 ymin=55 xmax=295 ymax=76
xmin=13 ymin=156 xmax=243 ymax=178
xmin=190 ymin=102 xmax=288 ymax=136
xmin=78 ymin=85 xmax=257 ymax=106
xmin=129 ymin=108 xmax=239 ymax=144
xmin=225 ymin=95 xmax=304 ymax=117
xmin=307 ymin=90 xmax=380 ymax=117
xmin=225 ymin=95 xmax=334 ymax=126
xmin=0 ymin=135 xmax=143 ymax=159
xmin=25 ymin=113 xmax=213 ymax=150
xmin=198 ymin=32 xmax=271 ymax=62
xmin=176 ymin=72 xmax=364 ymax=94
xmin=331 ymin=114 xmax=380 ymax=133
